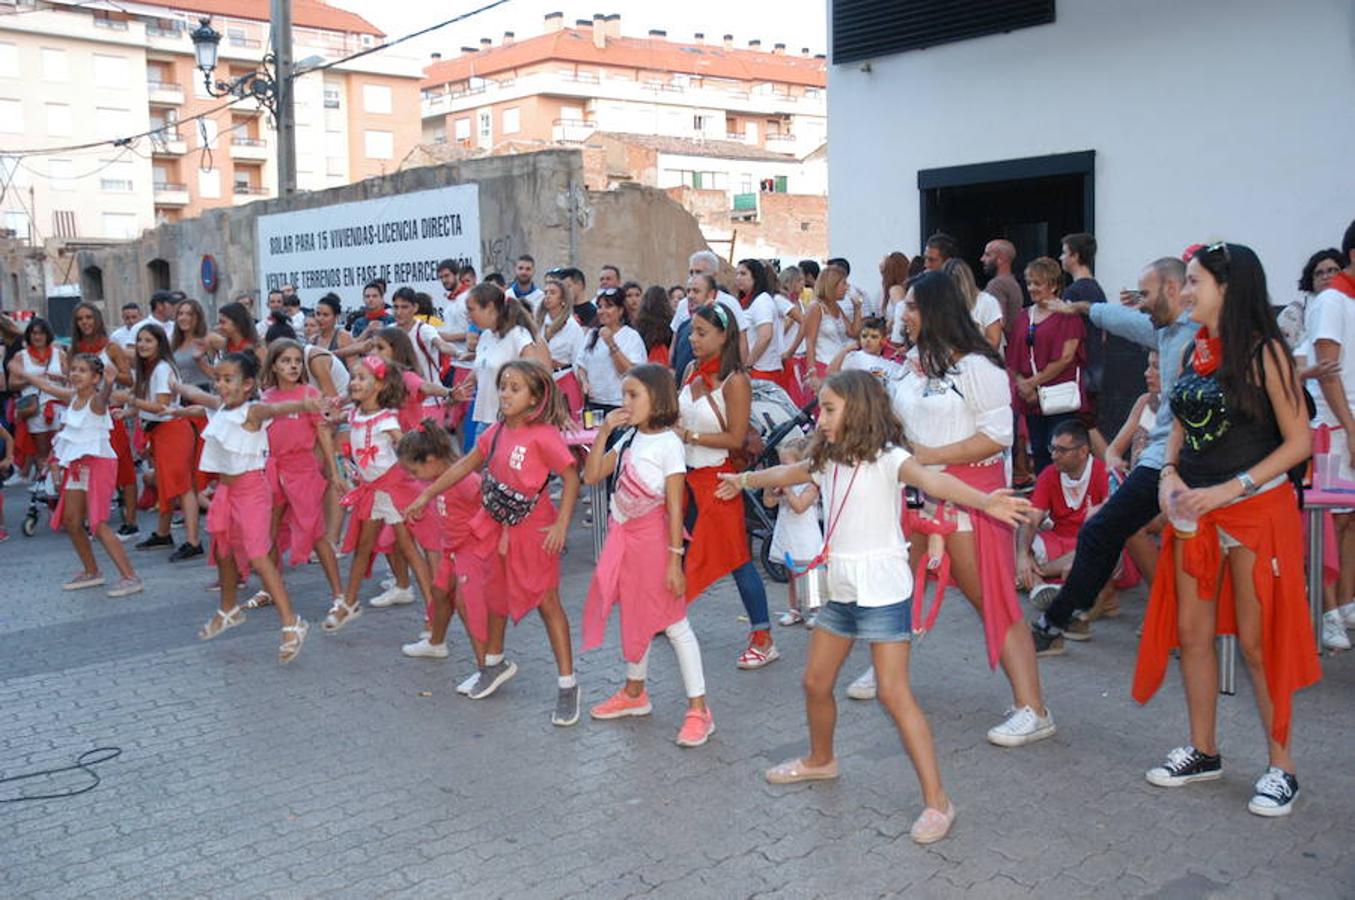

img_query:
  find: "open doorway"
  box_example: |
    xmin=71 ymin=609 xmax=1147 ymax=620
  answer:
xmin=147 ymin=259 xmax=171 ymax=292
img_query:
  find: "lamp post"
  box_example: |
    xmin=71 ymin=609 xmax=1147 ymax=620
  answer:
xmin=190 ymin=0 xmax=297 ymax=196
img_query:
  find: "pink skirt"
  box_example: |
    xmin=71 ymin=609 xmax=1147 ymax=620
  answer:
xmin=784 ymin=357 xmax=812 ymax=407
xmin=555 ymin=370 xmax=584 ymax=417
xmin=945 ymin=460 xmax=1022 ymax=670
xmin=207 ymin=470 xmax=273 ymax=577
xmin=50 ymin=456 xmax=117 ymax=532
xmin=486 ymin=498 xmax=562 ymax=623
xmin=434 ymin=546 xmax=492 ymax=643
xmin=268 ymin=449 xmax=328 ymax=566
xmin=582 ymin=506 xmax=686 ymax=663
xmin=341 ymin=466 xmax=442 ymax=560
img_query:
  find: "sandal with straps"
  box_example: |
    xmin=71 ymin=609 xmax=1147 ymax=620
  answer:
xmin=199 ymin=606 xmax=246 ymax=641
xmin=322 ymin=597 xmax=362 ymax=632
xmin=279 ymin=617 xmax=310 ymax=664
xmin=243 ymin=590 xmax=274 ymax=609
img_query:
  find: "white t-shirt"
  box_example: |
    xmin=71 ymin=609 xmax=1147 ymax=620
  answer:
xmin=132 ymin=316 xmax=176 ymax=345
xmin=773 ymin=294 xmax=798 ymax=358
xmin=472 ymin=325 xmax=534 ymax=424
xmin=1310 ymin=286 xmax=1355 ymax=427
xmin=138 ymin=359 xmax=178 ymax=423
xmin=609 ymin=429 xmax=686 ymax=524
xmin=746 ymin=291 xmax=782 ymax=372
xmin=670 ymin=291 xmax=750 ymax=334
xmin=890 ymin=351 xmax=1012 ymax=468
xmin=109 ymin=324 xmax=136 ymax=349
xmin=508 ymin=284 xmax=545 ymax=313
xmin=543 ymin=314 xmax=586 ymax=380
xmin=842 ymin=350 xmax=907 ymax=384
xmin=349 ymin=408 xmax=401 ymax=482
xmin=440 ymin=293 xmax=473 ymax=369
xmin=809 ymin=445 xmax=913 ymax=607
xmin=403 ymin=320 xmax=444 ymax=384
xmin=574 ymin=324 xmax=645 ymax=407
xmin=973 ymin=291 xmax=1003 ymax=339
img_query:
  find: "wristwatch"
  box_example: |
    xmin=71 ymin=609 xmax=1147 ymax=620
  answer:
xmin=1236 ymin=471 xmax=1257 ymax=496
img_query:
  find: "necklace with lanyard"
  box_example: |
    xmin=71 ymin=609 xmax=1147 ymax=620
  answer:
xmin=784 ymin=462 xmax=860 ymax=607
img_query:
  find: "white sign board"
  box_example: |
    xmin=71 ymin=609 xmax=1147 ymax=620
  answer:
xmin=256 ymin=183 xmax=480 ymax=309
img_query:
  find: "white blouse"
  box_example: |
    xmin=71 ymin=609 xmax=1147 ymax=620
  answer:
xmin=809 ymin=445 xmax=913 ymax=607
xmin=813 ymin=305 xmax=851 ymax=366
xmin=574 ymin=325 xmax=645 ymax=407
xmin=53 ymin=398 xmax=114 ymax=464
xmin=199 ymin=403 xmax=269 ymax=476
xmin=890 ymin=351 xmax=1013 ymax=468
xmin=678 ymin=380 xmax=729 ymax=469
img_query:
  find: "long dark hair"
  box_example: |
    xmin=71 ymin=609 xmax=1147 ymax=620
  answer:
xmin=1194 ymin=242 xmax=1299 ymax=421
xmin=71 ymin=302 xmax=108 ymax=350
xmin=470 ymin=282 xmax=539 ymax=339
xmin=910 ymin=271 xmax=1004 ymax=376
xmin=133 ymin=323 xmax=176 ymax=399
xmin=375 ymin=326 xmax=419 ymax=370
xmin=586 ymin=289 xmax=629 ymax=351
xmin=218 ymin=301 xmax=255 ymax=346
xmin=635 ymin=285 xmax=672 ymax=352
xmin=692 ymin=303 xmax=743 ymax=380
xmin=171 ymin=299 xmax=208 ymax=350
xmin=737 ymin=258 xmax=775 ymax=303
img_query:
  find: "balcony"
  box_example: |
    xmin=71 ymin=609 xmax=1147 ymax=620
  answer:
xmin=146 ymin=80 xmax=184 ymax=106
xmin=153 ymin=182 xmax=189 ymax=207
xmin=551 ymin=118 xmax=596 ymax=143
xmin=229 ymin=136 xmax=269 ymax=162
xmin=228 ymin=35 xmax=263 ymax=49
xmin=150 ymin=134 xmax=187 ymax=156
xmin=232 ymin=184 xmax=269 ymax=205
xmin=764 ymin=132 xmax=797 ymax=148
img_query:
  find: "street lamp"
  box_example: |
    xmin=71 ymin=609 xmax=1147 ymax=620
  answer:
xmin=189 ymin=17 xmax=280 ymax=118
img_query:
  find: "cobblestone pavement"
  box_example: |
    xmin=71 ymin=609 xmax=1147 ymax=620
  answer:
xmin=2 ymin=484 xmax=1353 ymax=898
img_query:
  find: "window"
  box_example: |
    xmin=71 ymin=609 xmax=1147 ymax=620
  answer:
xmin=93 ymin=54 xmax=129 ymax=86
xmin=362 ymin=83 xmax=391 ymax=114
xmin=95 ymin=107 xmax=130 ymax=137
xmin=233 ymin=171 xmax=251 ymax=192
xmin=502 ymin=107 xmax=520 ymax=134
xmin=45 ymin=103 xmax=72 ymax=137
xmin=740 ymin=173 xmax=753 ymax=193
xmin=48 ymin=158 xmax=74 ymax=191
xmin=40 ymin=48 xmax=68 ymax=81
xmin=197 ymin=169 xmax=220 ymax=199
xmin=326 ymin=157 xmax=345 ymax=176
xmin=832 ymin=0 xmax=1055 ymax=63
xmin=3 ymin=209 xmax=31 ymax=238
xmin=102 ymin=212 xmax=138 ymax=240
xmin=364 ymin=129 xmax=393 ymax=159
xmin=323 ymin=85 xmax=341 ymax=109
xmin=476 ymin=110 xmax=491 ymax=147
xmin=0 ymin=98 xmax=22 ymax=133
xmin=0 ymin=43 xmax=17 ymax=78
xmin=194 ymin=74 xmax=212 ymax=99
xmin=197 ymin=118 xmax=218 ymax=149
xmin=692 ymin=114 xmax=707 ymax=132
xmin=453 ymin=118 xmax=470 ymax=141
xmin=100 ymin=158 xmax=134 ymax=193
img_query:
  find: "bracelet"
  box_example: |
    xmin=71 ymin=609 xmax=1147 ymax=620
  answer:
xmin=1158 ymin=463 xmax=1178 ymax=480
xmin=667 ymin=545 xmax=684 ymax=556
xmin=739 ymin=472 xmax=750 ymax=489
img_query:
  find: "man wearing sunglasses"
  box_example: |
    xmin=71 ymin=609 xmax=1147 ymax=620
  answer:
xmin=1029 ymin=255 xmax=1197 ymax=656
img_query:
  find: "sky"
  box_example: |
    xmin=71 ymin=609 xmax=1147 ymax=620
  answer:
xmin=339 ymin=0 xmax=828 ymax=68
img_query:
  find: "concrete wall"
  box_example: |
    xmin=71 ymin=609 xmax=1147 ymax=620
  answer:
xmin=76 ymin=148 xmax=715 ymax=317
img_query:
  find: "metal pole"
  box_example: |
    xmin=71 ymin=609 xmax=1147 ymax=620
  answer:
xmin=271 ymin=0 xmax=297 ymax=196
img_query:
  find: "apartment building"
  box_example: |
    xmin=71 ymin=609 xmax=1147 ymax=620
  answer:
xmin=0 ymin=0 xmax=422 ymax=243
xmin=420 ymin=13 xmax=827 ymax=196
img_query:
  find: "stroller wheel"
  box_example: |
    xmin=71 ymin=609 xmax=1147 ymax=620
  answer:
xmin=21 ymin=514 xmax=38 ymax=537
xmin=759 ymin=533 xmax=790 ymax=584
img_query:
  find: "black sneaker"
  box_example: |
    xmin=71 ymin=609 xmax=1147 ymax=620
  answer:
xmin=169 ymin=541 xmax=204 ymax=562
xmin=1248 ymin=767 xmax=1298 ymax=817
xmin=135 ymin=532 xmax=174 ymax=550
xmin=1146 ymin=745 xmax=1223 ymax=787
xmin=1031 ymin=622 xmax=1066 ymax=657
xmin=117 ymin=522 xmax=140 ymax=539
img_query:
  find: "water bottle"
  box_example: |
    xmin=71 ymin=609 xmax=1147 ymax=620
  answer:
xmin=1167 ymin=489 xmax=1197 ymax=538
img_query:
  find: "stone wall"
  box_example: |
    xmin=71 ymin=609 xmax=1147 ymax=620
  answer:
xmin=74 ymin=148 xmax=714 ymax=318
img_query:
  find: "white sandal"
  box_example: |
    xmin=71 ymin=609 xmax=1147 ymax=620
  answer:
xmin=321 ymin=597 xmax=362 ymax=632
xmin=279 ymin=618 xmax=310 ymax=663
xmin=244 ymin=590 xmax=274 ymax=609
xmin=199 ymin=606 xmax=246 ymax=641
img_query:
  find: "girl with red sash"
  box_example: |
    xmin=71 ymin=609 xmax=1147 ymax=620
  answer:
xmin=29 ymin=354 xmax=141 ymax=596
xmin=406 ymin=359 xmax=582 ymax=726
xmin=582 ymin=364 xmax=713 ymax=747
xmin=188 ymin=351 xmax=316 ymax=663
xmin=678 ymin=303 xmax=776 ymax=669
xmin=1136 ymin=242 xmax=1319 ymax=818
xmin=888 ymin=271 xmax=1055 ymax=748
xmin=323 ymin=356 xmax=439 ymax=635
xmin=71 ymin=301 xmax=138 ymax=534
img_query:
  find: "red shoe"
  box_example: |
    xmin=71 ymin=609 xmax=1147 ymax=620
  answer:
xmin=675 ymin=707 xmax=714 ymax=747
xmin=589 ymin=688 xmax=652 ymax=720
xmin=136 ymin=485 xmax=158 ymax=511
xmin=737 ymin=633 xmax=780 ymax=670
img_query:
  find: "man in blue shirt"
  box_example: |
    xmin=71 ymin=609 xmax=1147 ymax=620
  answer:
xmin=1031 ymin=255 xmax=1197 ymax=655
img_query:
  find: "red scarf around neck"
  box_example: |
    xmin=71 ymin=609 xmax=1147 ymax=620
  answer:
xmin=365 ymin=306 xmax=389 ymax=321
xmin=685 ymin=354 xmax=722 ymax=388
xmin=1330 ymin=270 xmax=1355 ymax=299
xmin=74 ymin=336 xmax=108 ymax=355
xmin=1193 ymin=327 xmax=1222 ymax=377
xmin=27 ymin=343 xmax=53 ymax=366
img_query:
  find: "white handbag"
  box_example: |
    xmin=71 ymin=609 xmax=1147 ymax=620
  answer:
xmin=1030 ymin=346 xmax=1081 ymax=415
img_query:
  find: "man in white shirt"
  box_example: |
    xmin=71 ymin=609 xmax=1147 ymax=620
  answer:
xmin=131 ymin=291 xmax=177 ymax=344
xmin=671 ymin=250 xmax=750 ymax=341
xmin=283 ymin=294 xmax=306 ymax=334
xmin=391 ymin=287 xmax=456 ymax=385
xmin=109 ymin=302 xmax=142 ymax=349
xmin=507 ymin=254 xmax=544 ymax=312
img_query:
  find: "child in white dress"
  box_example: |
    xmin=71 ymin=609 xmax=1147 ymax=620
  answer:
xmin=766 ymin=436 xmax=822 ymax=626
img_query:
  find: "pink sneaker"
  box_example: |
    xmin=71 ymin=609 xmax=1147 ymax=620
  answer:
xmin=675 ymin=707 xmax=714 ymax=747
xmin=589 ymin=688 xmax=652 ymax=720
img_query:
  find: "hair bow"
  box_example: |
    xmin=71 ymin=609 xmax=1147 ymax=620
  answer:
xmin=363 ymin=355 xmax=387 ymax=380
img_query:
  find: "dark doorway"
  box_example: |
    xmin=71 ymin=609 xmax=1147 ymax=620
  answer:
xmin=82 ymin=266 xmax=104 ymax=304
xmin=147 ymin=258 xmax=171 ymax=292
xmin=917 ymin=150 xmax=1144 ymax=438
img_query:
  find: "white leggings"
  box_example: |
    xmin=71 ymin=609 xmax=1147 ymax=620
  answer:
xmin=625 ymin=617 xmax=706 ymax=698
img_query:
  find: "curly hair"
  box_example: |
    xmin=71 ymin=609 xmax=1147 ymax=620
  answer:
xmin=807 ymin=370 xmax=904 ymax=471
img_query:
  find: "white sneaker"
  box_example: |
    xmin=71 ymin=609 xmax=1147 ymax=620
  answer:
xmin=380 ymin=576 xmax=396 ymax=591
xmin=401 ymin=638 xmax=449 ymax=659
xmin=456 ymin=671 xmax=480 ymax=695
xmin=1339 ymin=601 xmax=1355 ymax=629
xmin=1321 ymin=610 xmax=1351 ymax=651
xmin=419 ymin=629 xmax=432 ymax=641
xmin=986 ymin=705 xmax=1056 ymax=747
xmin=369 ymin=585 xmax=415 ymax=608
xmin=846 ymin=667 xmax=877 ymax=701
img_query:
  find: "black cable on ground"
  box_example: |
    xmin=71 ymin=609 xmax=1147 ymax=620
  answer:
xmin=0 ymin=748 xmax=121 ymax=802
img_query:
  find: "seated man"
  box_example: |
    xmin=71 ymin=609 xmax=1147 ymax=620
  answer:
xmin=1017 ymin=420 xmax=1116 ymax=648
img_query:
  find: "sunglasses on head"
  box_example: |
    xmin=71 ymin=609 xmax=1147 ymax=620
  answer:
xmin=1202 ymin=241 xmax=1231 ymax=264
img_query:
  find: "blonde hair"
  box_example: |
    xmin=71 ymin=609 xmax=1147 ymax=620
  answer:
xmin=815 ymin=267 xmax=848 ymax=312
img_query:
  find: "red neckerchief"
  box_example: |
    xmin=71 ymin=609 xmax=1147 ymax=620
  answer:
xmin=27 ymin=344 xmax=53 ymax=366
xmin=74 ymin=336 xmax=108 ymax=355
xmin=364 ymin=306 xmax=389 ymax=321
xmin=684 ymin=354 xmax=722 ymax=388
xmin=738 ymin=291 xmax=753 ymax=310
xmin=1330 ymin=271 xmax=1355 ymax=299
xmin=1193 ymin=327 xmax=1222 ymax=377
xmin=227 ymin=338 xmax=253 ymax=353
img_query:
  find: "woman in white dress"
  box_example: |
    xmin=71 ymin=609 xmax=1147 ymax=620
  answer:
xmin=7 ymin=317 xmax=66 ymax=477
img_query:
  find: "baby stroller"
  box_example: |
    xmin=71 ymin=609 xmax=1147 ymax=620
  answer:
xmin=740 ymin=380 xmax=818 ymax=583
xmin=22 ymin=465 xmax=59 ymax=537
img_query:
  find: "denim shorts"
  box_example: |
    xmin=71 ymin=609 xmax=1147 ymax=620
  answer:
xmin=814 ymin=599 xmax=912 ymax=643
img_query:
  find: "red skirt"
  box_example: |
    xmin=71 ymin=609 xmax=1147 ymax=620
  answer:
xmin=147 ymin=417 xmax=202 ymax=511
xmin=434 ymin=545 xmax=492 ymax=643
xmin=109 ymin=420 xmax=136 ymax=488
xmin=485 ymin=499 xmax=562 ymax=623
xmin=683 ymin=462 xmax=750 ymax=601
xmin=583 ymin=506 xmax=686 ymax=663
xmin=268 ymin=449 xmax=328 ymax=566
